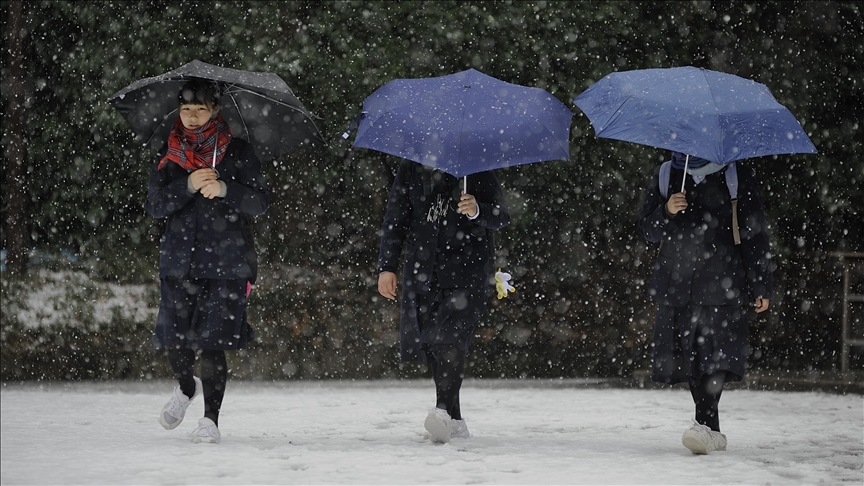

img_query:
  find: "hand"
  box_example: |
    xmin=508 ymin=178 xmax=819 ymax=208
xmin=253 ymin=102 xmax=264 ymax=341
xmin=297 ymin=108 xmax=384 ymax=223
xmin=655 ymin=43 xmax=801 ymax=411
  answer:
xmin=665 ymin=190 xmax=688 ymax=215
xmin=189 ymin=168 xmax=218 ymax=191
xmin=378 ymin=271 xmax=398 ymax=300
xmin=199 ymin=180 xmax=221 ymax=199
xmin=458 ymin=191 xmax=478 ymax=217
xmin=754 ymin=298 xmax=770 ymax=313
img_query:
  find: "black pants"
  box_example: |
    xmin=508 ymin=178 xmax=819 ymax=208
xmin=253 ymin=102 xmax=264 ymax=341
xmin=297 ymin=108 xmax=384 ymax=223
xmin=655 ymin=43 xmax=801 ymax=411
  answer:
xmin=166 ymin=348 xmax=228 ymax=426
xmin=424 ymin=344 xmax=466 ymax=420
xmin=690 ymin=371 xmax=726 ymax=432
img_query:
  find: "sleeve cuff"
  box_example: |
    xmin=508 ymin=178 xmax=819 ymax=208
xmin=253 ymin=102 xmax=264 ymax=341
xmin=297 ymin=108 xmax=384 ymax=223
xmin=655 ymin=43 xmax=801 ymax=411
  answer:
xmin=467 ymin=206 xmax=480 ymax=220
xmin=662 ymin=204 xmax=676 ymax=219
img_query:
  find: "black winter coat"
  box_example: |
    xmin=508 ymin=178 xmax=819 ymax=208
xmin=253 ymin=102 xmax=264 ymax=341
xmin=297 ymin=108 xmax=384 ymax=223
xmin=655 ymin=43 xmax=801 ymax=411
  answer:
xmin=147 ymin=139 xmax=269 ymax=282
xmin=378 ymin=161 xmax=511 ymax=294
xmin=638 ymin=163 xmax=773 ymax=307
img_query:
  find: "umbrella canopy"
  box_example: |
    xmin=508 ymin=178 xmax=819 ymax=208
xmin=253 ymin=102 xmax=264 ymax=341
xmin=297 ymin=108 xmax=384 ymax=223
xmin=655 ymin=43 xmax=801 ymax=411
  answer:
xmin=572 ymin=66 xmax=817 ymax=164
xmin=108 ymin=60 xmax=325 ymax=163
xmin=343 ymin=69 xmax=573 ymax=178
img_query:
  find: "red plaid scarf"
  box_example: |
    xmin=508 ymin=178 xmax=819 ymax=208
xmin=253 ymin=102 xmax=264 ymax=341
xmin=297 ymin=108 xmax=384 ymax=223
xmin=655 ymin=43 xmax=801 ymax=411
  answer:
xmin=158 ymin=114 xmax=233 ymax=171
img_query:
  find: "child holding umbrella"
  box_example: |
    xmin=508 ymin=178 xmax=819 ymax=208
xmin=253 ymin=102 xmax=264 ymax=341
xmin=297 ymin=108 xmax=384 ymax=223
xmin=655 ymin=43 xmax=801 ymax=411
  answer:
xmin=147 ymin=79 xmax=269 ymax=444
xmin=638 ymin=151 xmax=773 ymax=454
xmin=377 ymin=161 xmax=510 ymax=444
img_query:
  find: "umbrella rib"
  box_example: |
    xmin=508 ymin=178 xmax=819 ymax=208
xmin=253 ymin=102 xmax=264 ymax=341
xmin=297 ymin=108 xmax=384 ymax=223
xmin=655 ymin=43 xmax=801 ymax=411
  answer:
xmin=699 ymin=69 xmax=725 ymax=162
xmin=143 ymin=107 xmax=178 ymax=148
xmin=223 ymin=84 xmax=323 ymax=141
xmin=224 ymin=85 xmax=316 ymax=116
xmin=223 ymin=85 xmax=251 ymax=141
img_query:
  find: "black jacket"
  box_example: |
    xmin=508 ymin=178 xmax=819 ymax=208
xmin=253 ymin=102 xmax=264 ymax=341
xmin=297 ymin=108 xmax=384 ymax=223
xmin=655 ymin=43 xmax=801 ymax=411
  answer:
xmin=638 ymin=163 xmax=773 ymax=307
xmin=147 ymin=139 xmax=269 ymax=282
xmin=378 ymin=161 xmax=510 ymax=293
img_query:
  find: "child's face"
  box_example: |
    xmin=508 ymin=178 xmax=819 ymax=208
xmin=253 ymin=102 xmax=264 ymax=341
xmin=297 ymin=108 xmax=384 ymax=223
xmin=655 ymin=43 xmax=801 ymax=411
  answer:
xmin=178 ymin=103 xmax=218 ymax=130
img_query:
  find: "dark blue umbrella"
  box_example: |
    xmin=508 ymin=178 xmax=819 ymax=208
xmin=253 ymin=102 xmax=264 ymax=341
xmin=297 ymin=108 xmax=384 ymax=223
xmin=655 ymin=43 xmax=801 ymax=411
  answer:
xmin=343 ymin=69 xmax=573 ymax=181
xmin=572 ymin=66 xmax=817 ymax=165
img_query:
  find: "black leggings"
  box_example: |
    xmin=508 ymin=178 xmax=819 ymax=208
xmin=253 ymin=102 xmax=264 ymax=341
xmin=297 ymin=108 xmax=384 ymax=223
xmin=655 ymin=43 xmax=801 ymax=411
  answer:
xmin=689 ymin=371 xmax=726 ymax=432
xmin=166 ymin=349 xmax=228 ymax=426
xmin=425 ymin=344 xmax=466 ymax=420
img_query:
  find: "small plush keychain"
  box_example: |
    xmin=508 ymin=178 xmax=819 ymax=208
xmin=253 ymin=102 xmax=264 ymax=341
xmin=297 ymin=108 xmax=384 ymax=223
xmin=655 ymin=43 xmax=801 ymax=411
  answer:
xmin=495 ymin=268 xmax=515 ymax=299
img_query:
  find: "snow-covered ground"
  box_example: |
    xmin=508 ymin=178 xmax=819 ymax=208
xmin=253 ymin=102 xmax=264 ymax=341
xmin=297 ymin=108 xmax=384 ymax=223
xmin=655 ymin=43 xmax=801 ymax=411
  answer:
xmin=1 ymin=379 xmax=861 ymax=485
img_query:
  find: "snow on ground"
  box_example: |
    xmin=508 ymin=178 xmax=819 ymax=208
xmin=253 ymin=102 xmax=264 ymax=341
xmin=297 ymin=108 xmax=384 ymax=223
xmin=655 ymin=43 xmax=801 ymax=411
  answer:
xmin=1 ymin=379 xmax=861 ymax=485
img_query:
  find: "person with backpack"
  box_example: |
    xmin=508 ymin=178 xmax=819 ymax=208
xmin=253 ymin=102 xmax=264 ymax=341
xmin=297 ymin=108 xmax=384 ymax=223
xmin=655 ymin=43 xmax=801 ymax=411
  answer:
xmin=377 ymin=161 xmax=510 ymax=444
xmin=638 ymin=151 xmax=773 ymax=454
xmin=147 ymin=79 xmax=269 ymax=444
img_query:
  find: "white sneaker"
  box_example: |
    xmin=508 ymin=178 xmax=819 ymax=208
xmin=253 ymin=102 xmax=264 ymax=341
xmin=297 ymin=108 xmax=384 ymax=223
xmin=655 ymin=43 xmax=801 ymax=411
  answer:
xmin=682 ymin=422 xmax=727 ymax=454
xmin=424 ymin=408 xmax=452 ymax=444
xmin=159 ymin=377 xmax=202 ymax=430
xmin=189 ymin=417 xmax=221 ymax=444
xmin=450 ymin=419 xmax=470 ymax=439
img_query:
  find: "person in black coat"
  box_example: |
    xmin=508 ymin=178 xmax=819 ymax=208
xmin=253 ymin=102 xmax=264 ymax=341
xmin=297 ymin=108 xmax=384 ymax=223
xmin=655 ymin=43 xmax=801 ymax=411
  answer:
xmin=377 ymin=161 xmax=510 ymax=443
xmin=147 ymin=79 xmax=269 ymax=444
xmin=638 ymin=151 xmax=773 ymax=454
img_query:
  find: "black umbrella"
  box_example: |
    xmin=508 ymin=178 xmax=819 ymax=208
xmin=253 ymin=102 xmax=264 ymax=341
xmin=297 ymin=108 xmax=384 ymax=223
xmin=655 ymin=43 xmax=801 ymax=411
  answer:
xmin=108 ymin=60 xmax=325 ymax=163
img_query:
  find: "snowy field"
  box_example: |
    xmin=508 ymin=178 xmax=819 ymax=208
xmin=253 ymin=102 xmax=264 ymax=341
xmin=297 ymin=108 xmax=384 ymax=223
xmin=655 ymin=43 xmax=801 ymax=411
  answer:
xmin=1 ymin=379 xmax=861 ymax=485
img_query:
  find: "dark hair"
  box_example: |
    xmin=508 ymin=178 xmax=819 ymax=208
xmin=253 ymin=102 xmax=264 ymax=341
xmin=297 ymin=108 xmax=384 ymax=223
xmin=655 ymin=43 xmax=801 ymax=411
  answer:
xmin=177 ymin=79 xmax=221 ymax=107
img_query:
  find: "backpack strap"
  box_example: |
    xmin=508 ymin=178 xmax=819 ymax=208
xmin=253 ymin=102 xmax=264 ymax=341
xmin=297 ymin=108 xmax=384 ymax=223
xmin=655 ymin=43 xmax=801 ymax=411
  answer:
xmin=726 ymin=162 xmax=741 ymax=245
xmin=658 ymin=160 xmax=671 ymax=199
xmin=725 ymin=162 xmax=738 ymax=199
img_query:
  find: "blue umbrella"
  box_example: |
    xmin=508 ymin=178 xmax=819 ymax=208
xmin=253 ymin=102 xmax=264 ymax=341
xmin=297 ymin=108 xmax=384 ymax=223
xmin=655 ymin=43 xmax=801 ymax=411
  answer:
xmin=343 ymin=69 xmax=573 ymax=185
xmin=572 ymin=66 xmax=817 ymax=168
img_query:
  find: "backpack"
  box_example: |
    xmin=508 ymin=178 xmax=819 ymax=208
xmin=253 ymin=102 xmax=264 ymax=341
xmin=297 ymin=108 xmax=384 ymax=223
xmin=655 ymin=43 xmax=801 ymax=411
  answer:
xmin=658 ymin=160 xmax=741 ymax=245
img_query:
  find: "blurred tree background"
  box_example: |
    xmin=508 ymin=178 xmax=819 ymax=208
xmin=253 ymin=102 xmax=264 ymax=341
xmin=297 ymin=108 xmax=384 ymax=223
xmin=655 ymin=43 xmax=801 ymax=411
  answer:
xmin=2 ymin=0 xmax=862 ymax=380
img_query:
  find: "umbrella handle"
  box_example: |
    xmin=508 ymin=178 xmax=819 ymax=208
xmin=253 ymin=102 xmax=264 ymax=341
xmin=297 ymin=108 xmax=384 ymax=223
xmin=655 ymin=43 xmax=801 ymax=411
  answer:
xmin=463 ymin=176 xmax=467 ymax=193
xmin=680 ymin=154 xmax=689 ymax=193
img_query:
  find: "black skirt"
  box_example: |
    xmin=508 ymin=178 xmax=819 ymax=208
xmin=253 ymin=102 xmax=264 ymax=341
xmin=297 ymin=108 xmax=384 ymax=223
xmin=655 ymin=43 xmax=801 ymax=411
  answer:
xmin=154 ymin=277 xmax=255 ymax=350
xmin=651 ymin=302 xmax=748 ymax=385
xmin=399 ymin=279 xmax=488 ymax=364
